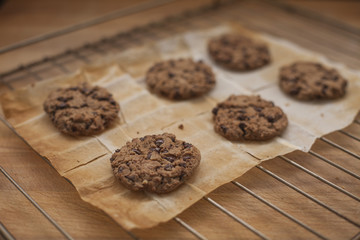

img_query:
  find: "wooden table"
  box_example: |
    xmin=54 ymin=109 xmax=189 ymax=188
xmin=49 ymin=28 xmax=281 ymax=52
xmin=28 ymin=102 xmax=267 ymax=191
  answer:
xmin=1 ymin=1 xmax=360 ymax=239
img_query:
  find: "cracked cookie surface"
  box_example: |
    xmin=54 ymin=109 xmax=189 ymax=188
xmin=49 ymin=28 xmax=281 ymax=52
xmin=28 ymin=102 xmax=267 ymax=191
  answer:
xmin=279 ymin=61 xmax=348 ymax=100
xmin=208 ymin=34 xmax=271 ymax=71
xmin=111 ymin=133 xmax=201 ymax=194
xmin=146 ymin=58 xmax=216 ymax=100
xmin=212 ymin=95 xmax=288 ymax=141
xmin=43 ymin=82 xmax=120 ymax=136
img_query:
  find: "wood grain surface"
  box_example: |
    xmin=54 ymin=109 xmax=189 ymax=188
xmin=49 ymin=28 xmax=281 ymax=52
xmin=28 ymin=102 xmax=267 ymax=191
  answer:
xmin=0 ymin=0 xmax=214 ymax=73
xmin=280 ymin=0 xmax=360 ymax=29
xmin=1 ymin=1 xmax=360 ymax=239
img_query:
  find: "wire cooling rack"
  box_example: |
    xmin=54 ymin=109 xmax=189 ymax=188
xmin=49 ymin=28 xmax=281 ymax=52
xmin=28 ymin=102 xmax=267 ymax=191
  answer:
xmin=0 ymin=1 xmax=359 ymax=239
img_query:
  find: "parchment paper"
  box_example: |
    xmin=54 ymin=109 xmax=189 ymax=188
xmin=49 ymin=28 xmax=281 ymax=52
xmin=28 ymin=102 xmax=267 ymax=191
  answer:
xmin=1 ymin=23 xmax=359 ymax=230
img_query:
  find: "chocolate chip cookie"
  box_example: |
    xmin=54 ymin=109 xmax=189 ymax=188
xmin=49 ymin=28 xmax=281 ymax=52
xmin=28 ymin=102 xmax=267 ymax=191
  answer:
xmin=146 ymin=58 xmax=216 ymax=100
xmin=212 ymin=95 xmax=288 ymax=141
xmin=43 ymin=82 xmax=120 ymax=136
xmin=279 ymin=61 xmax=348 ymax=100
xmin=110 ymin=133 xmax=201 ymax=194
xmin=208 ymin=34 xmax=271 ymax=71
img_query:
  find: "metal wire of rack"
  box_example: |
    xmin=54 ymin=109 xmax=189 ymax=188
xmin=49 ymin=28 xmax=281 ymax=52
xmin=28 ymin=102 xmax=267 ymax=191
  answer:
xmin=0 ymin=1 xmax=359 ymax=239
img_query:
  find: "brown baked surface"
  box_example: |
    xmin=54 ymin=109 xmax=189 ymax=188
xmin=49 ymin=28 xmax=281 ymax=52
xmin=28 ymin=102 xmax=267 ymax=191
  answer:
xmin=279 ymin=61 xmax=348 ymax=100
xmin=208 ymin=34 xmax=271 ymax=71
xmin=212 ymin=95 xmax=288 ymax=141
xmin=43 ymin=82 xmax=120 ymax=136
xmin=146 ymin=58 xmax=216 ymax=99
xmin=110 ymin=133 xmax=201 ymax=194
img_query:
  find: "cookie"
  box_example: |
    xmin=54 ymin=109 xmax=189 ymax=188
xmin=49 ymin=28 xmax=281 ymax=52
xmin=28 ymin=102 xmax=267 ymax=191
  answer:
xmin=208 ymin=34 xmax=271 ymax=71
xmin=279 ymin=61 xmax=348 ymax=100
xmin=212 ymin=95 xmax=288 ymax=141
xmin=43 ymin=82 xmax=120 ymax=136
xmin=146 ymin=58 xmax=216 ymax=99
xmin=110 ymin=133 xmax=201 ymax=193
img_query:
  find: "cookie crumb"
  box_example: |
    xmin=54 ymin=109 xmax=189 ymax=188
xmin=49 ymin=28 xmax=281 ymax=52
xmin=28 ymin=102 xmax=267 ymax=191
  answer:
xmin=137 ymin=131 xmax=139 ymax=134
xmin=320 ymin=113 xmax=324 ymax=117
xmin=285 ymin=103 xmax=290 ymax=107
xmin=178 ymin=124 xmax=184 ymax=130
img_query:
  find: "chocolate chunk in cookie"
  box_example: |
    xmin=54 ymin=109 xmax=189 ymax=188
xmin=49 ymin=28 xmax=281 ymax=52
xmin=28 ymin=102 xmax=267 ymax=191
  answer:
xmin=279 ymin=61 xmax=348 ymax=100
xmin=43 ymin=82 xmax=120 ymax=136
xmin=146 ymin=58 xmax=216 ymax=100
xmin=111 ymin=133 xmax=201 ymax=193
xmin=208 ymin=34 xmax=271 ymax=71
xmin=212 ymin=95 xmax=288 ymax=141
